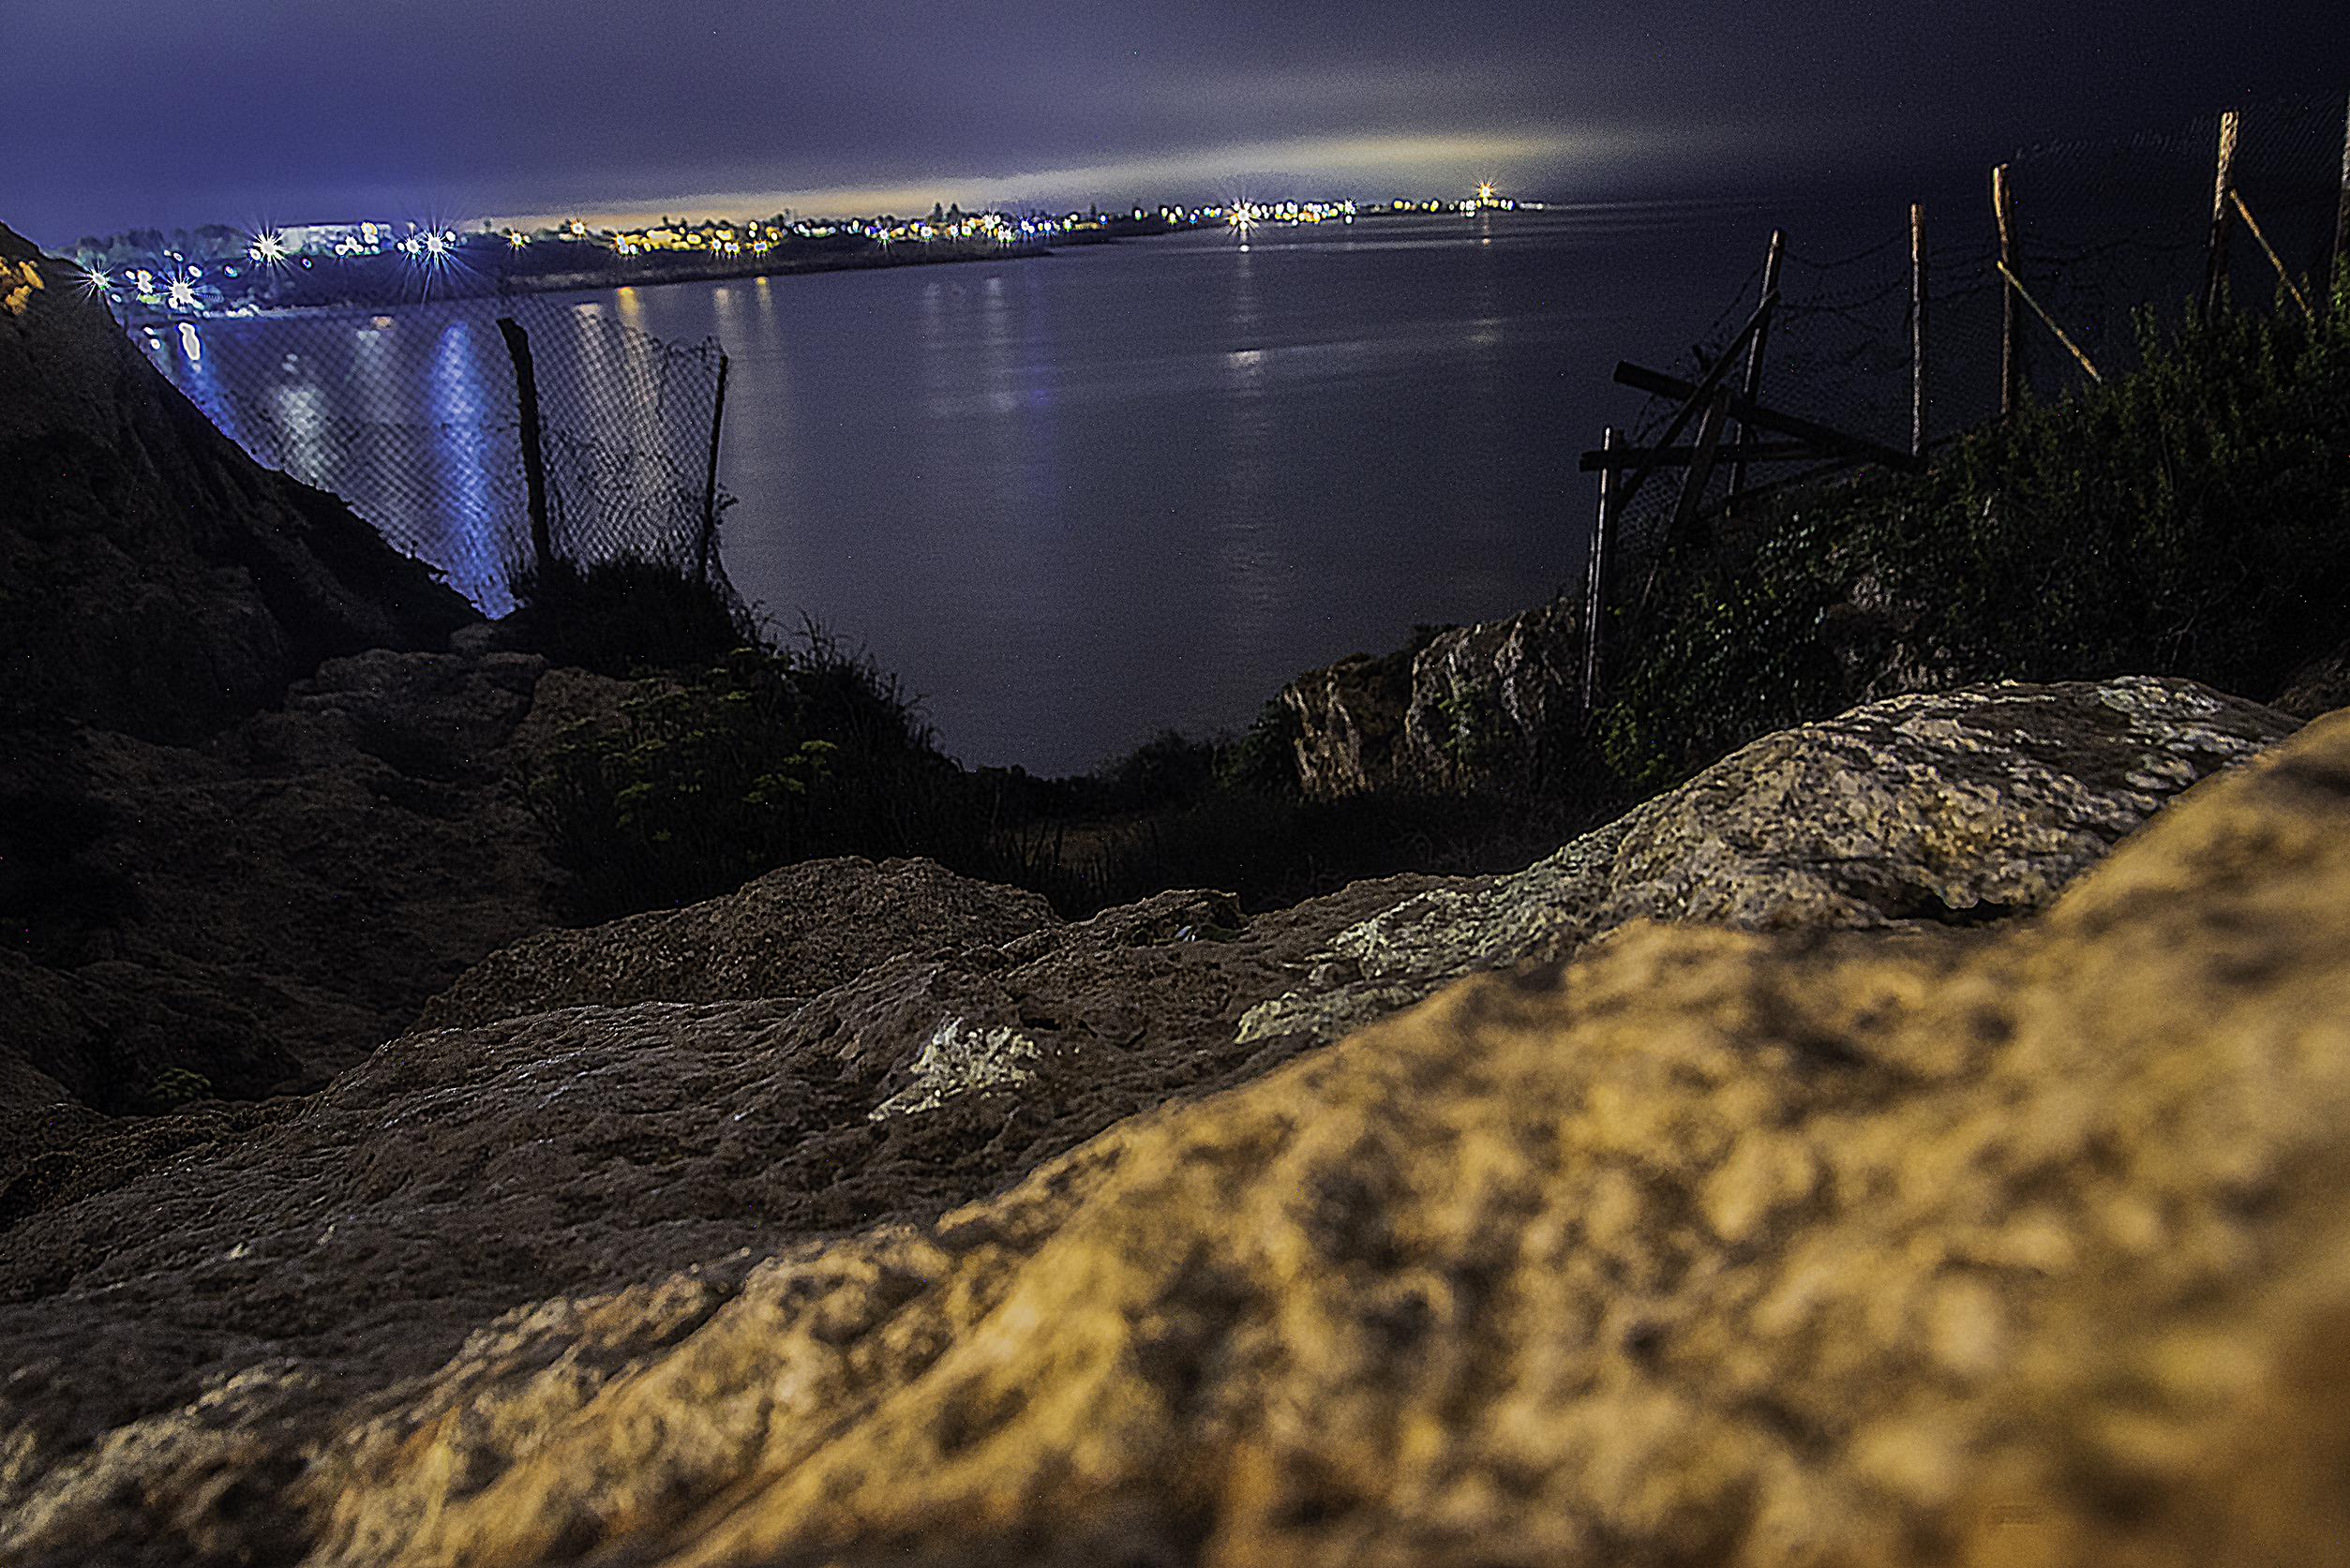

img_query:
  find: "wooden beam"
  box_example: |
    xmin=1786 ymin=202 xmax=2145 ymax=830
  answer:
xmin=2204 ymin=108 xmax=2241 ymax=317
xmin=1994 ymin=163 xmax=2022 ymax=416
xmin=1910 ymin=202 xmax=1928 ymax=456
xmin=1994 ymin=261 xmax=2102 ymax=383
xmin=1613 ymin=362 xmax=1925 ymax=471
xmin=1670 ymin=388 xmax=1735 ymax=543
xmin=1729 ymin=230 xmax=1786 ymax=505
xmin=1637 ymin=388 xmax=1736 ymax=621
xmin=1579 ymin=441 xmax=1819 ymax=471
xmin=1602 ymin=289 xmax=1781 ymax=530
xmin=496 ymin=316 xmax=554 ymax=577
xmin=2230 ymin=190 xmax=2315 ymax=322
xmin=699 ymin=352 xmax=730 ymax=579
xmin=1583 ymin=426 xmax=1618 ymax=716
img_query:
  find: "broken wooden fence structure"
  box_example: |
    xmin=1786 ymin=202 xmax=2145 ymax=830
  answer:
xmin=1579 ymin=93 xmax=2350 ymax=719
xmin=1578 ymin=227 xmax=1925 ymax=715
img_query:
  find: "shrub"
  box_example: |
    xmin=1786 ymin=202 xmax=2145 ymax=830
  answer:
xmin=519 ymin=624 xmax=982 ymax=920
xmin=1601 ymin=276 xmax=2350 ymax=787
xmin=503 ymin=555 xmax=759 ymax=677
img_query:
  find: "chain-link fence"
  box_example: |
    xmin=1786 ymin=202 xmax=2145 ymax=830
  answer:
xmin=1589 ymin=90 xmax=2350 ymax=691
xmin=131 ymin=293 xmax=732 ymax=617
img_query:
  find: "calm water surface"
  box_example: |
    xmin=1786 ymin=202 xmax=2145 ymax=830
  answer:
xmin=576 ymin=204 xmax=1783 ymax=774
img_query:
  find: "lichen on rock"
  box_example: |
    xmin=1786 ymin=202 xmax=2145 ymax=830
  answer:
xmin=869 ymin=1016 xmax=1046 ymax=1119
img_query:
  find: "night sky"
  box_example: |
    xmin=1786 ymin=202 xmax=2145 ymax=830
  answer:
xmin=7 ymin=1 xmax=2347 ymax=248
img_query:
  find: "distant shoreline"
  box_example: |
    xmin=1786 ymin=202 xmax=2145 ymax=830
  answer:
xmin=112 ymin=222 xmax=1193 ymax=323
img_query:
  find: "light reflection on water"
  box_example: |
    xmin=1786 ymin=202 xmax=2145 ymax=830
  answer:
xmin=144 ymin=201 xmax=1817 ymax=774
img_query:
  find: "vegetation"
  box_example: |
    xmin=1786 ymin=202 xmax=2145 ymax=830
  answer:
xmin=503 ymin=556 xmax=761 ymax=679
xmin=516 ymin=620 xmax=983 ymax=921
xmin=1599 ymin=275 xmax=2350 ymax=788
xmin=514 ymin=276 xmax=2349 ymax=928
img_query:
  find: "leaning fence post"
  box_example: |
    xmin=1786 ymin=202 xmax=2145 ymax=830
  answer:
xmin=496 ymin=316 xmax=554 ymax=580
xmin=699 ymin=351 xmax=730 ymax=581
xmin=1994 ymin=164 xmax=2024 ymax=416
xmin=2333 ymin=92 xmax=2350 ymax=292
xmin=1729 ymin=229 xmax=1785 ymax=507
xmin=2203 ymin=108 xmax=2241 ymax=317
xmin=1582 ymin=426 xmax=1618 ymax=719
xmin=1910 ymin=202 xmax=1928 ymax=456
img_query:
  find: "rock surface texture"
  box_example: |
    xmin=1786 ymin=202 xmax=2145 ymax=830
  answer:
xmin=0 ymin=224 xmax=592 ymax=1224
xmin=0 ymin=225 xmax=472 ymax=741
xmin=0 ymin=676 xmax=2327 ymax=1567
xmin=0 ymin=639 xmax=593 ymax=1223
xmin=1282 ymin=599 xmax=1582 ymax=799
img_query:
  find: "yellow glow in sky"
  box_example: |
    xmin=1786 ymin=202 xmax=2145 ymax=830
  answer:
xmin=486 ymin=131 xmax=1602 ymax=230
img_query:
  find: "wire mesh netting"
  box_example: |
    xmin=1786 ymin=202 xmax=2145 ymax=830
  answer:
xmin=130 ymin=293 xmax=732 ymax=617
xmin=1599 ymin=90 xmax=2350 ymax=602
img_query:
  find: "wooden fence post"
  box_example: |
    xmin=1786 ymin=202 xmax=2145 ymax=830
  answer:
xmin=496 ymin=316 xmax=554 ymax=580
xmin=1994 ymin=163 xmax=2023 ymax=416
xmin=2334 ymin=92 xmax=2350 ymax=293
xmin=2203 ymin=108 xmax=2241 ymax=317
xmin=1729 ymin=229 xmax=1785 ymax=506
xmin=1670 ymin=386 xmax=1736 ymax=545
xmin=698 ymin=352 xmax=730 ymax=580
xmin=1910 ymin=202 xmax=1928 ymax=457
xmin=1583 ymin=426 xmax=1618 ymax=717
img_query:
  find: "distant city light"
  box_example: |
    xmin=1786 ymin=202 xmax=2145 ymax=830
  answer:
xmin=249 ymin=231 xmax=286 ymax=261
xmin=165 ymin=277 xmax=197 ymax=309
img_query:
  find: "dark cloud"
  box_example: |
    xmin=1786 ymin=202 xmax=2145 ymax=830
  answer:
xmin=7 ymin=0 xmax=2345 ymax=244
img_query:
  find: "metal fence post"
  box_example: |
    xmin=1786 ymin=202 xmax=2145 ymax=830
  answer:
xmin=496 ymin=316 xmax=554 ymax=579
xmin=699 ymin=352 xmax=730 ymax=581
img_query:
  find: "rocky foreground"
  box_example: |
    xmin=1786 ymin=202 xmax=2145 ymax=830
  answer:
xmin=10 ymin=212 xmax=2350 ymax=1567
xmin=6 ymin=674 xmax=2345 ymax=1566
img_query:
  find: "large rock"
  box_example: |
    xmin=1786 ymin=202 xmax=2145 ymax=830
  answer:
xmin=0 ymin=224 xmax=473 ymax=742
xmin=1238 ymin=674 xmax=2297 ymax=1050
xmin=413 ymin=854 xmax=1065 ymax=1031
xmin=272 ymin=704 xmax=2349 ymax=1568
xmin=0 ymin=640 xmax=602 ymax=1229
xmin=0 ymin=677 xmax=2314 ymax=1565
xmin=1284 ymin=599 xmax=1583 ymax=799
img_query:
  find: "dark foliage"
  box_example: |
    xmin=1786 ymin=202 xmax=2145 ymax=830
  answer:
xmin=518 ymin=622 xmax=984 ymax=922
xmin=501 ymin=556 xmax=759 ymax=679
xmin=1601 ymin=273 xmax=2350 ymax=788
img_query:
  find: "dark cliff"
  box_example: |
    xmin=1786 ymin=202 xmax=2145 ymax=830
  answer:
xmin=0 ymin=222 xmax=472 ymax=742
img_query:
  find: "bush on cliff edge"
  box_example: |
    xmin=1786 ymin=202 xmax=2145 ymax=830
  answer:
xmin=519 ymin=625 xmax=984 ymax=921
xmin=1602 ymin=273 xmax=2350 ymax=787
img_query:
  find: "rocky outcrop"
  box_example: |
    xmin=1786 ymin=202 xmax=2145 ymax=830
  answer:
xmin=2 ymin=222 xmax=584 ymax=1223
xmin=413 ymin=854 xmax=1063 ymax=1032
xmin=1284 ymin=599 xmax=1582 ymax=799
xmin=1238 ymin=674 xmax=2297 ymax=1051
xmin=0 ymin=640 xmax=610 ymax=1231
xmin=2276 ymin=633 xmax=2350 ymax=720
xmin=0 ymin=224 xmax=474 ymax=742
xmin=1282 ymin=644 xmax=1418 ymax=799
xmin=0 ymin=677 xmax=2316 ymax=1566
xmin=274 ymin=704 xmax=2349 ymax=1568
